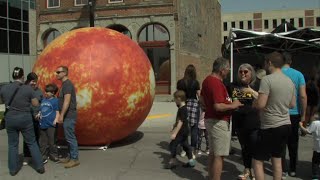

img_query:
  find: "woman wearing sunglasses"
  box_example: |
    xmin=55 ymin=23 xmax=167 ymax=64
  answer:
xmin=227 ymin=63 xmax=260 ymax=180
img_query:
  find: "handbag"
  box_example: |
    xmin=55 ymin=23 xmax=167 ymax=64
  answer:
xmin=0 ymin=84 xmax=21 ymax=130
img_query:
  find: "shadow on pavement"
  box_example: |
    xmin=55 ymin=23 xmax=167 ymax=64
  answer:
xmin=110 ymin=131 xmax=144 ymax=148
xmin=154 ymin=141 xmax=206 ymax=180
xmin=57 ymin=131 xmax=144 ymax=157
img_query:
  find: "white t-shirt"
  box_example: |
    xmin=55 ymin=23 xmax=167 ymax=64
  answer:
xmin=307 ymin=120 xmax=320 ymax=153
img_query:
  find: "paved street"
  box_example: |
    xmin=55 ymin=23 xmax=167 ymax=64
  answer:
xmin=0 ymin=102 xmax=315 ymax=180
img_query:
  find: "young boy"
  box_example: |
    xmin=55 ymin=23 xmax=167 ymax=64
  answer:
xmin=37 ymin=83 xmax=60 ymax=163
xmin=300 ymin=118 xmax=320 ymax=180
xmin=165 ymin=90 xmax=195 ymax=169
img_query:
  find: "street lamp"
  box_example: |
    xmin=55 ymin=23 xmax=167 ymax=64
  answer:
xmin=89 ymin=0 xmax=95 ymax=27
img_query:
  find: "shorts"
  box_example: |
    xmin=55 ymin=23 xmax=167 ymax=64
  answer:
xmin=205 ymin=119 xmax=231 ymax=156
xmin=253 ymin=125 xmax=291 ymax=161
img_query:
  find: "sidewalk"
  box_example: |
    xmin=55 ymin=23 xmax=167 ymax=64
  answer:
xmin=0 ymin=102 xmax=314 ymax=180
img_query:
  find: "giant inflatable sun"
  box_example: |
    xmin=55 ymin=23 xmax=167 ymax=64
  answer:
xmin=34 ymin=27 xmax=155 ymax=146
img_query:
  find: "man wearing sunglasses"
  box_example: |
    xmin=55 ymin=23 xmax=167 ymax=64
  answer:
xmin=281 ymin=52 xmax=307 ymax=178
xmin=56 ymin=66 xmax=80 ymax=168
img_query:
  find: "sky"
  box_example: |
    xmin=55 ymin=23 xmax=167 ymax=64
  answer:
xmin=221 ymin=0 xmax=320 ymax=13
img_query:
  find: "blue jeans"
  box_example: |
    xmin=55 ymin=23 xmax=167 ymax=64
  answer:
xmin=6 ymin=112 xmax=43 ymax=173
xmin=63 ymin=118 xmax=79 ymax=160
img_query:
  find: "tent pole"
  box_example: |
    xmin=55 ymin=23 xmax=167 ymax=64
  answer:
xmin=230 ymin=41 xmax=234 ymax=83
xmin=285 ymin=22 xmax=287 ymax=32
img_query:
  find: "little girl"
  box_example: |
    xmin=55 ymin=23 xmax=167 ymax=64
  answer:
xmin=196 ymin=108 xmax=209 ymax=155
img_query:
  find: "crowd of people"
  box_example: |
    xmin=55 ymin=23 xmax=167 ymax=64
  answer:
xmin=1 ymin=52 xmax=320 ymax=179
xmin=0 ymin=66 xmax=80 ymax=176
xmin=165 ymin=51 xmax=320 ymax=180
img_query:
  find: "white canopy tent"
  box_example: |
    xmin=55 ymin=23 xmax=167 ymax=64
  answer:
xmin=223 ymin=23 xmax=320 ymax=82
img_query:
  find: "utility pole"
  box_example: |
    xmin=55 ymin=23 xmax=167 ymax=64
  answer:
xmin=89 ymin=0 xmax=95 ymax=27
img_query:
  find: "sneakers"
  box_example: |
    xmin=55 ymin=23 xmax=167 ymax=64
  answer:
xmin=196 ymin=150 xmax=202 ymax=155
xmin=182 ymin=159 xmax=196 ymax=168
xmin=238 ymin=168 xmax=250 ymax=180
xmin=9 ymin=171 xmax=18 ymax=176
xmin=282 ymin=172 xmax=288 ymax=180
xmin=23 ymin=157 xmax=31 ymax=166
xmin=192 ymin=152 xmax=196 ymax=159
xmin=205 ymin=149 xmax=210 ymax=155
xmin=43 ymin=159 xmax=48 ymax=164
xmin=312 ymin=175 xmax=319 ymax=180
xmin=289 ymin=171 xmax=296 ymax=177
xmin=180 ymin=150 xmax=186 ymax=157
xmin=64 ymin=159 xmax=80 ymax=168
xmin=36 ymin=167 xmax=45 ymax=174
xmin=49 ymin=156 xmax=59 ymax=163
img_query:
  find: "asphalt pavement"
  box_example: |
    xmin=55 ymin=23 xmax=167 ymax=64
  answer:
xmin=0 ymin=102 xmax=315 ymax=180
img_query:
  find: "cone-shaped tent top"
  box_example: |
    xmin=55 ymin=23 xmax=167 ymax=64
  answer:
xmin=271 ymin=21 xmax=297 ymax=33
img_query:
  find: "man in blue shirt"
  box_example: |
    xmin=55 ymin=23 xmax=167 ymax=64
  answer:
xmin=281 ymin=52 xmax=307 ymax=177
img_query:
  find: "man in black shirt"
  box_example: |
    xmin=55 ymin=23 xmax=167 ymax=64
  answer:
xmin=56 ymin=66 xmax=80 ymax=168
xmin=164 ymin=90 xmax=195 ymax=169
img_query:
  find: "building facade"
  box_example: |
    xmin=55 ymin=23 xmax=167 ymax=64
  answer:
xmin=222 ymin=9 xmax=320 ymax=43
xmin=37 ymin=0 xmax=222 ymax=100
xmin=0 ymin=0 xmax=37 ymax=82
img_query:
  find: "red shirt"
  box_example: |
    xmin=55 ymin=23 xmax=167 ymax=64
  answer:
xmin=201 ymin=75 xmax=232 ymax=121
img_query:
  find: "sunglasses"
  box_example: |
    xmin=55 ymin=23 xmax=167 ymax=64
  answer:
xmin=56 ymin=71 xmax=64 ymax=74
xmin=239 ymin=70 xmax=249 ymax=74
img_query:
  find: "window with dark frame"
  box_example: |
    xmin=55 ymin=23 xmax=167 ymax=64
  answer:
xmin=264 ymin=20 xmax=269 ymax=29
xmin=138 ymin=23 xmax=171 ymax=94
xmin=239 ymin=21 xmax=244 ymax=29
xmin=108 ymin=0 xmax=123 ymax=3
xmin=75 ymin=0 xmax=88 ymax=6
xmin=0 ymin=0 xmax=30 ymax=54
xmin=248 ymin=21 xmax=252 ymax=29
xmin=317 ymin=17 xmax=320 ymax=27
xmin=223 ymin=36 xmax=228 ymax=43
xmin=47 ymin=0 xmax=60 ymax=8
xmin=299 ymin=18 xmax=303 ymax=27
xmin=273 ymin=19 xmax=277 ymax=28
xmin=290 ymin=18 xmax=295 ymax=26
xmin=223 ymin=22 xmax=227 ymax=31
xmin=231 ymin=21 xmax=235 ymax=28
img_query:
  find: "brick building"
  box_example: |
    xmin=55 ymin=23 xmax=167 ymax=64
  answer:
xmin=222 ymin=9 xmax=320 ymax=43
xmin=36 ymin=0 xmax=222 ymax=100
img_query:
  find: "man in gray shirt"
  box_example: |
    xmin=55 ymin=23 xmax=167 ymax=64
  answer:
xmin=56 ymin=66 xmax=80 ymax=168
xmin=250 ymin=52 xmax=296 ymax=180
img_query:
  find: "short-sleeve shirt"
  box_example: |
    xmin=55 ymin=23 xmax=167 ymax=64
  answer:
xmin=0 ymin=81 xmax=36 ymax=113
xmin=259 ymin=72 xmax=295 ymax=129
xmin=175 ymin=105 xmax=189 ymax=136
xmin=226 ymin=82 xmax=260 ymax=129
xmin=39 ymin=97 xmax=59 ymax=129
xmin=177 ymin=79 xmax=200 ymax=99
xmin=201 ymin=75 xmax=232 ymax=121
xmin=58 ymin=79 xmax=77 ymax=119
xmin=307 ymin=120 xmax=320 ymax=152
xmin=282 ymin=67 xmax=306 ymax=115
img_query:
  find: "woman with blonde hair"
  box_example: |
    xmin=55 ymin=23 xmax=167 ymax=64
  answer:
xmin=227 ymin=63 xmax=260 ymax=179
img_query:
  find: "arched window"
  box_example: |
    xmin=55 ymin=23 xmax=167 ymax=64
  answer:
xmin=108 ymin=24 xmax=132 ymax=39
xmin=43 ymin=29 xmax=61 ymax=47
xmin=138 ymin=23 xmax=171 ymax=94
xmin=138 ymin=23 xmax=169 ymax=42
